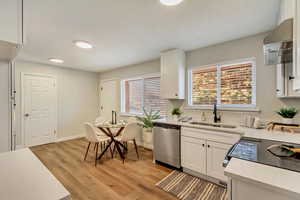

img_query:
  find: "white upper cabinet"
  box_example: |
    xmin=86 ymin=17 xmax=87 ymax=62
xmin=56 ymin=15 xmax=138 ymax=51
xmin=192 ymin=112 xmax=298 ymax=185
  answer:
xmin=294 ymin=0 xmax=300 ymax=91
xmin=0 ymin=0 xmax=23 ymax=45
xmin=278 ymin=0 xmax=295 ymax=24
xmin=0 ymin=0 xmax=23 ymax=61
xmin=278 ymin=0 xmax=300 ymax=91
xmin=160 ymin=49 xmax=186 ymax=99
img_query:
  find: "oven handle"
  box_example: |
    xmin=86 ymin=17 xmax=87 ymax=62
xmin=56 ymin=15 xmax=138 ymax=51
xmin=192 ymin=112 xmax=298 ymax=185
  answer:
xmin=223 ymin=142 xmax=238 ymax=168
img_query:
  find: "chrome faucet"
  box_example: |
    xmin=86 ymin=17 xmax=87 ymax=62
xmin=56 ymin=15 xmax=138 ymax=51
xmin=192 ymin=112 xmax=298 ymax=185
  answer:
xmin=213 ymin=104 xmax=221 ymax=123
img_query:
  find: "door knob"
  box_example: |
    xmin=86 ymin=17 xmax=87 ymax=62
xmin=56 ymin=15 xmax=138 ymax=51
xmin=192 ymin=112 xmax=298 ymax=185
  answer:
xmin=24 ymin=113 xmax=30 ymax=117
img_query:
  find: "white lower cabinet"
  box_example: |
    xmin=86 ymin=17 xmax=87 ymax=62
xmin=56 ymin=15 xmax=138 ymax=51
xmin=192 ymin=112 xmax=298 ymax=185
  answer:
xmin=181 ymin=127 xmax=240 ymax=182
xmin=181 ymin=136 xmax=206 ymax=174
xmin=206 ymin=141 xmax=232 ymax=181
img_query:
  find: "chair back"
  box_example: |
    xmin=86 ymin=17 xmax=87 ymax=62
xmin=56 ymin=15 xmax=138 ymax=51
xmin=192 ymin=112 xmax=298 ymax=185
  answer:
xmin=95 ymin=116 xmax=106 ymax=124
xmin=121 ymin=122 xmax=141 ymax=141
xmin=84 ymin=122 xmax=100 ymax=142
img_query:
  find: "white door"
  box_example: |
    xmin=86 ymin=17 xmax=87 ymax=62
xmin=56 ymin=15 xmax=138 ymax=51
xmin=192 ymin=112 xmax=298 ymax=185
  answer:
xmin=181 ymin=136 xmax=206 ymax=174
xmin=206 ymin=141 xmax=232 ymax=182
xmin=22 ymin=74 xmax=57 ymax=147
xmin=100 ymin=80 xmax=117 ymax=120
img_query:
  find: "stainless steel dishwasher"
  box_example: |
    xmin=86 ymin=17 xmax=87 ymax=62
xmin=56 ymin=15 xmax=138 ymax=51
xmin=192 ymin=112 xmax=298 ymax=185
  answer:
xmin=153 ymin=123 xmax=181 ymax=168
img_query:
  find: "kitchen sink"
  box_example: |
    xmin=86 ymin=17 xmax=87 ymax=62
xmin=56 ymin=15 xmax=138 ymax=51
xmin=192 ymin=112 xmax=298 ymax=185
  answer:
xmin=189 ymin=121 xmax=237 ymax=129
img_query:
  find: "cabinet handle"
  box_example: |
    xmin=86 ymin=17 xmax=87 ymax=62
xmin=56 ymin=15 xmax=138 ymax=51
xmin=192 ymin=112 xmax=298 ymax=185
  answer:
xmin=202 ymin=144 xmax=205 ymax=147
xmin=208 ymin=145 xmax=210 ymax=148
xmin=175 ymin=93 xmax=178 ymax=97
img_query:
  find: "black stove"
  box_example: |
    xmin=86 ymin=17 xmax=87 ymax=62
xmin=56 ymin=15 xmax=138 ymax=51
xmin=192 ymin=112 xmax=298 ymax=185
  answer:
xmin=224 ymin=137 xmax=300 ymax=173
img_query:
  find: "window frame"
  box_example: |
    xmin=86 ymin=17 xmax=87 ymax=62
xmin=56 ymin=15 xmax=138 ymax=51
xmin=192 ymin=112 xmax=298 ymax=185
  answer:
xmin=188 ymin=58 xmax=257 ymax=110
xmin=120 ymin=73 xmax=162 ymax=116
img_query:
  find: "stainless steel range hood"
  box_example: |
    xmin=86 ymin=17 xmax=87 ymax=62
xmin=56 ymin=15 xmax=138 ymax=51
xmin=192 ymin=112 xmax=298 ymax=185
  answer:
xmin=263 ymin=18 xmax=293 ymax=65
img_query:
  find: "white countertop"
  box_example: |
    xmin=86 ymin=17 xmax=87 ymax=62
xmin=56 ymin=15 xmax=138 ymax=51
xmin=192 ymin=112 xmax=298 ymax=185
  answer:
xmin=154 ymin=119 xmax=244 ymax=135
xmin=155 ymin=119 xmax=300 ymax=143
xmin=0 ymin=148 xmax=71 ymax=200
xmin=225 ymin=158 xmax=300 ymax=197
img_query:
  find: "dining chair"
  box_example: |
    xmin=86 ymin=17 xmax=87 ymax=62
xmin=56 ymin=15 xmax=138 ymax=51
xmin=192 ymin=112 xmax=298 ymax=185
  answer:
xmin=95 ymin=116 xmax=106 ymax=124
xmin=83 ymin=122 xmax=113 ymax=166
xmin=113 ymin=122 xmax=141 ymax=162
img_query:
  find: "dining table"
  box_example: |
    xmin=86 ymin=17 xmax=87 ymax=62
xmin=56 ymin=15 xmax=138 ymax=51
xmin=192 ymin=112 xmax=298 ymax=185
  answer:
xmin=96 ymin=122 xmax=127 ymax=162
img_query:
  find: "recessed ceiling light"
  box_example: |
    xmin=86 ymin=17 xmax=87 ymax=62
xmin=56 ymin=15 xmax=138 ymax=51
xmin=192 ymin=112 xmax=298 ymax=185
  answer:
xmin=49 ymin=58 xmax=64 ymax=64
xmin=160 ymin=0 xmax=184 ymax=6
xmin=73 ymin=40 xmax=93 ymax=49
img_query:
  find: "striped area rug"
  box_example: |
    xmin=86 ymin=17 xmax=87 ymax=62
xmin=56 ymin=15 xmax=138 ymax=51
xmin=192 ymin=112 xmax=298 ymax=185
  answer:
xmin=156 ymin=171 xmax=227 ymax=200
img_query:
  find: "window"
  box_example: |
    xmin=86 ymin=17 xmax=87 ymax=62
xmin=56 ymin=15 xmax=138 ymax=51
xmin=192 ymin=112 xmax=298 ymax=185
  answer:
xmin=189 ymin=59 xmax=256 ymax=108
xmin=121 ymin=75 xmax=168 ymax=116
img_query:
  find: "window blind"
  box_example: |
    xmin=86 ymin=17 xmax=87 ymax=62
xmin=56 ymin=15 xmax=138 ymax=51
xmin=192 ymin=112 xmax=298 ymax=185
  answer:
xmin=122 ymin=76 xmax=168 ymax=116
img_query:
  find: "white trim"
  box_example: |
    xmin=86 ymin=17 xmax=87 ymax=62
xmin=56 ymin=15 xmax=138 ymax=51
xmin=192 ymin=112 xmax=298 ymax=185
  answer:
xmin=56 ymin=134 xmax=85 ymax=143
xmin=188 ymin=57 xmax=256 ymax=70
xmin=188 ymin=58 xmax=257 ymax=108
xmin=21 ymin=72 xmax=58 ymax=147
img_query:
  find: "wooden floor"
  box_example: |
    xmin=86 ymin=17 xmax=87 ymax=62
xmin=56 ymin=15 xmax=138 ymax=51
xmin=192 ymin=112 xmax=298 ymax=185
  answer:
xmin=30 ymin=138 xmax=177 ymax=200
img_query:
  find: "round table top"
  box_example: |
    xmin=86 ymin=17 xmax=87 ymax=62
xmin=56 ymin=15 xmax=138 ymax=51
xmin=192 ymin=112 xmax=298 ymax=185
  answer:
xmin=95 ymin=122 xmax=127 ymax=128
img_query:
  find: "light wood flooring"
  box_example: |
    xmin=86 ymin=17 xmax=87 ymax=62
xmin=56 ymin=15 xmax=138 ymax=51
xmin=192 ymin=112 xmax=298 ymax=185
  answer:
xmin=30 ymin=138 xmax=177 ymax=200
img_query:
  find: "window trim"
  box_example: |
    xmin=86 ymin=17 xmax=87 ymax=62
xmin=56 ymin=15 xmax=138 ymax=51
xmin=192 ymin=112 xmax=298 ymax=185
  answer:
xmin=120 ymin=73 xmax=161 ymax=116
xmin=188 ymin=58 xmax=257 ymax=110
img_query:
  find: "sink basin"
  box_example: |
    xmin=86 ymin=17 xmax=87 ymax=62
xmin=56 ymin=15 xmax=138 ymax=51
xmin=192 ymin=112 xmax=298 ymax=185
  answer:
xmin=189 ymin=122 xmax=237 ymax=129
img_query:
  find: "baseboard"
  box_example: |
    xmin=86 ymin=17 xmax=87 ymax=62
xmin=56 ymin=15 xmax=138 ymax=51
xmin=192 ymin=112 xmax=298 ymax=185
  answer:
xmin=56 ymin=134 xmax=85 ymax=143
xmin=16 ymin=145 xmax=25 ymax=150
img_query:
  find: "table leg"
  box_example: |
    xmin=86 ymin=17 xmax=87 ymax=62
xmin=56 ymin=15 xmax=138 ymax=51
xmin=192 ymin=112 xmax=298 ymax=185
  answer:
xmin=97 ymin=140 xmax=113 ymax=160
xmin=115 ymin=141 xmax=125 ymax=160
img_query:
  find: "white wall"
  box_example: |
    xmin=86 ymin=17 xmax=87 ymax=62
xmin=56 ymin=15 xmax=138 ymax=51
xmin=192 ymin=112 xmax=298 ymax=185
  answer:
xmin=99 ymin=32 xmax=300 ymax=125
xmin=15 ymin=61 xmax=99 ymax=146
xmin=0 ymin=61 xmax=10 ymax=152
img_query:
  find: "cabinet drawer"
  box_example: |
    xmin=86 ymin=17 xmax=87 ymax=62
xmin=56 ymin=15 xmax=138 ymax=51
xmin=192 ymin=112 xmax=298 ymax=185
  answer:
xmin=182 ymin=127 xmax=240 ymax=145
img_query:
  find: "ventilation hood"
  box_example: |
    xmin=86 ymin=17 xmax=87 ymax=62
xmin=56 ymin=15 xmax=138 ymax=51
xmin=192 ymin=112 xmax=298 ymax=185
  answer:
xmin=263 ymin=18 xmax=293 ymax=65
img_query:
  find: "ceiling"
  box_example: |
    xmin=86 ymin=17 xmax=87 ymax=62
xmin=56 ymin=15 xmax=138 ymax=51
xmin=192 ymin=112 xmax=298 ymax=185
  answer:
xmin=18 ymin=0 xmax=281 ymax=72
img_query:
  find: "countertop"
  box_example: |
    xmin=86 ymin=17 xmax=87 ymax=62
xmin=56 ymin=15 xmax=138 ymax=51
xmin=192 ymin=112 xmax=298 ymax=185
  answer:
xmin=0 ymin=148 xmax=71 ymax=200
xmin=154 ymin=119 xmax=300 ymax=143
xmin=225 ymin=158 xmax=300 ymax=198
xmin=154 ymin=119 xmax=300 ymax=196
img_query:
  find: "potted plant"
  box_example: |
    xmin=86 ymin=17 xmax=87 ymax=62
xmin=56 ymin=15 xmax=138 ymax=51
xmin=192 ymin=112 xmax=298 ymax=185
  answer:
xmin=136 ymin=108 xmax=161 ymax=149
xmin=171 ymin=107 xmax=182 ymax=121
xmin=276 ymin=107 xmax=298 ymax=124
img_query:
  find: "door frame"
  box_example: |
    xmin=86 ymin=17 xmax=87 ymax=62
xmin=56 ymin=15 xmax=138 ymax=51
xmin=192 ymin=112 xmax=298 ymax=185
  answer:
xmin=21 ymin=72 xmax=58 ymax=147
xmin=99 ymin=78 xmax=118 ymax=116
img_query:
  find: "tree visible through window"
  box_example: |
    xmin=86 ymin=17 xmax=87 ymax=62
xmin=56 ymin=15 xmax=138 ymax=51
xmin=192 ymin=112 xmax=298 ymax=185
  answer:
xmin=122 ymin=76 xmax=168 ymax=116
xmin=190 ymin=59 xmax=255 ymax=107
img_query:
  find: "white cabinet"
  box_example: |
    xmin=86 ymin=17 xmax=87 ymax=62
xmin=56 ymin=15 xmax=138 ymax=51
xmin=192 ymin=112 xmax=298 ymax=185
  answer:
xmin=277 ymin=0 xmax=300 ymax=91
xmin=294 ymin=0 xmax=300 ymax=91
xmin=0 ymin=0 xmax=23 ymax=45
xmin=160 ymin=49 xmax=185 ymax=99
xmin=278 ymin=0 xmax=295 ymax=24
xmin=181 ymin=127 xmax=240 ymax=182
xmin=181 ymin=136 xmax=206 ymax=174
xmin=0 ymin=0 xmax=23 ymax=61
xmin=206 ymin=141 xmax=232 ymax=181
xmin=276 ymin=63 xmax=300 ymax=97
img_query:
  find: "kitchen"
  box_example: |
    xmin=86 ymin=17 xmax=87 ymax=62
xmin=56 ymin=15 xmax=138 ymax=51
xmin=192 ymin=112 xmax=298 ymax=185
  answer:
xmin=1 ymin=0 xmax=300 ymax=200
